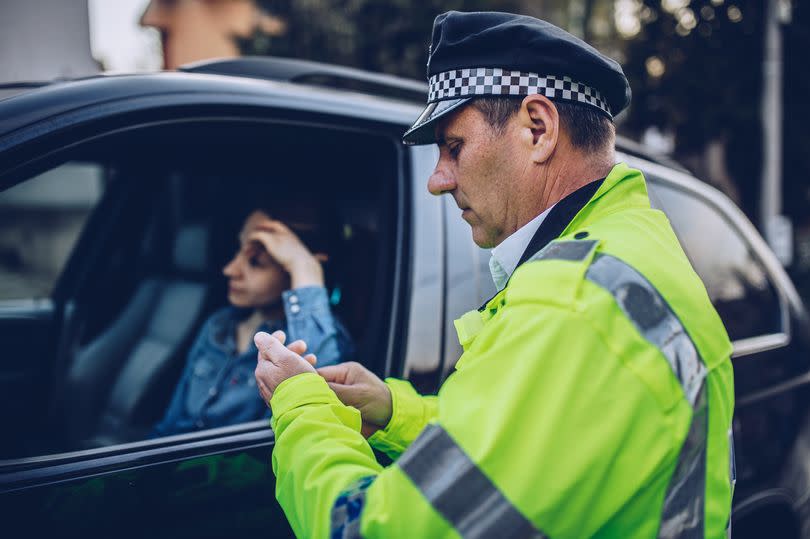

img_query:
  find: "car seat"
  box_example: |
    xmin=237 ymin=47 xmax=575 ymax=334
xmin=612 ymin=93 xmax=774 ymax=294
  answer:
xmin=59 ymin=223 xmax=211 ymax=449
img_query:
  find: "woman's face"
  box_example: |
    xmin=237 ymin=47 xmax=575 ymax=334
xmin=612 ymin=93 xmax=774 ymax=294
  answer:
xmin=222 ymin=211 xmax=289 ymax=309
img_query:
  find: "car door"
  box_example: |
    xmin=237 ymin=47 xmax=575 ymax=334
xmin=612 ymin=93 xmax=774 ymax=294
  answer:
xmin=0 ymin=74 xmax=425 ymax=537
xmin=634 ymin=158 xmax=810 ymax=516
xmin=0 ymin=163 xmax=91 ymax=457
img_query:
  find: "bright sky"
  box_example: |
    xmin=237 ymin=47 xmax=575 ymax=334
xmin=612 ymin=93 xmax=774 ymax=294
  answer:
xmin=88 ymin=0 xmax=162 ymax=72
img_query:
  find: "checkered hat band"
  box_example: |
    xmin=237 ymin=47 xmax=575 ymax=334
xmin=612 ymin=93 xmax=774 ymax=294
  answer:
xmin=428 ymin=68 xmax=611 ymax=117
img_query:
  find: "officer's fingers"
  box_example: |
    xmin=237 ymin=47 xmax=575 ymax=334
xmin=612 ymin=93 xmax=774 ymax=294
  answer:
xmin=254 ymin=362 xmax=270 ymax=392
xmin=337 ymin=361 xmax=377 ymax=386
xmin=361 ymin=422 xmax=382 ymax=439
xmin=287 ymin=339 xmax=307 ymax=356
xmin=255 ymin=332 xmax=291 ymax=364
xmin=254 ymin=330 xmax=287 ymax=350
xmin=303 ymin=353 xmax=317 ymax=366
xmin=254 ymin=356 xmax=272 ymax=383
xmin=255 ymin=373 xmax=267 ymax=395
xmin=326 ymin=382 xmax=356 ymax=403
xmin=317 ymin=364 xmax=349 ymax=384
xmin=256 ymin=378 xmax=272 ymax=405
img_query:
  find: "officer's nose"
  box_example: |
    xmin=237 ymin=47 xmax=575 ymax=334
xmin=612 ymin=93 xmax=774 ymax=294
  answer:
xmin=427 ymin=165 xmax=457 ymax=196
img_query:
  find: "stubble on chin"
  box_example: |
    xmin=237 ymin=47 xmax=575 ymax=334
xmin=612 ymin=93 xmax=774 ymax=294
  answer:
xmin=475 ymin=223 xmax=506 ymax=250
xmin=470 ymin=226 xmax=499 ymax=249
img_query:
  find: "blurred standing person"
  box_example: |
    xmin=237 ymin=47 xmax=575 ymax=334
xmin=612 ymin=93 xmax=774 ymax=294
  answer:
xmin=139 ymin=0 xmax=287 ymax=70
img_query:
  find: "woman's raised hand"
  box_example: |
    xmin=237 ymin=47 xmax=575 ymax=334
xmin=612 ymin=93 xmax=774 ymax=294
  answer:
xmin=247 ymin=219 xmax=325 ymax=288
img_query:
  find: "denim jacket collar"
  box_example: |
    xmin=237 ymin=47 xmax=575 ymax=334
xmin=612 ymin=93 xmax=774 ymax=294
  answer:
xmin=208 ymin=306 xmax=284 ymax=357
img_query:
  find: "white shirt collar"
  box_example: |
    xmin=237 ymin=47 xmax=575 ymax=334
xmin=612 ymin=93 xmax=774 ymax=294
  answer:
xmin=489 ymin=204 xmax=556 ymax=291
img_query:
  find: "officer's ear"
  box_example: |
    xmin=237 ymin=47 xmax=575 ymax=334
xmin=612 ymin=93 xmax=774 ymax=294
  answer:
xmin=517 ymin=94 xmax=559 ymax=164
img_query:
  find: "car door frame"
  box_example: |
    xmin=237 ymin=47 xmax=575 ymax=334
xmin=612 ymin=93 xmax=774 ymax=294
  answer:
xmin=621 ymin=154 xmax=803 ymax=362
xmin=0 ymin=76 xmax=438 ymax=533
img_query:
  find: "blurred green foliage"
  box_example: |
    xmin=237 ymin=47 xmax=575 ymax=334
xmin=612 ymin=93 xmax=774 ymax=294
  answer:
xmin=250 ymin=0 xmax=525 ymax=79
xmin=621 ymin=0 xmax=767 ymax=219
xmin=619 ymin=1 xmax=805 ymax=228
xmin=243 ymin=1 xmax=809 ymax=236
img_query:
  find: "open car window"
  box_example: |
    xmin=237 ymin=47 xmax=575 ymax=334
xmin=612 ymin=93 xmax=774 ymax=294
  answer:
xmin=0 ymin=162 xmax=105 ymax=301
xmin=0 ymin=118 xmax=402 ymax=461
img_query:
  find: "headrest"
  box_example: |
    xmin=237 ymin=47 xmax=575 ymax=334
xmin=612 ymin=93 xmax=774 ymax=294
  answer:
xmin=173 ymin=224 xmax=208 ymax=275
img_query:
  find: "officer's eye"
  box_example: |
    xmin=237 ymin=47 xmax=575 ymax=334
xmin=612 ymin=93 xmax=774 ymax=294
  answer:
xmin=448 ymin=142 xmax=462 ymax=158
xmin=248 ymin=253 xmax=266 ymax=268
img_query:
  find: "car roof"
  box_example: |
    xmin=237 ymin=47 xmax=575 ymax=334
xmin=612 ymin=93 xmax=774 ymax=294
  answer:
xmin=0 ymin=71 xmax=423 ymax=140
xmin=0 ymin=57 xmax=681 ymax=170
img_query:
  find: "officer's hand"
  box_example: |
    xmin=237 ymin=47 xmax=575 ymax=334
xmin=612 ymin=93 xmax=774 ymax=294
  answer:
xmin=254 ymin=331 xmax=317 ymax=403
xmin=317 ymin=362 xmax=392 ymax=438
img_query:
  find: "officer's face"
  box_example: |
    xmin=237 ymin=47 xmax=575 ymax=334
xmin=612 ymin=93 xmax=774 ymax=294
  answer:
xmin=428 ymin=105 xmax=525 ymax=248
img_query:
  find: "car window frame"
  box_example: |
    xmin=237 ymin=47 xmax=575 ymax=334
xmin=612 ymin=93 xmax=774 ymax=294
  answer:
xmin=0 ymin=100 xmax=412 ymax=488
xmin=620 ymin=153 xmax=792 ymax=359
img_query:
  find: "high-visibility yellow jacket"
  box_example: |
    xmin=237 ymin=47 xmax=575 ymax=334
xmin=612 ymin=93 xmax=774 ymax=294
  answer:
xmin=269 ymin=163 xmax=735 ymax=538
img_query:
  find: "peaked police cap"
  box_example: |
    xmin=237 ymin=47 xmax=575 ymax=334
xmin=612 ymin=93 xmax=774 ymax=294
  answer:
xmin=402 ymin=11 xmax=631 ymax=145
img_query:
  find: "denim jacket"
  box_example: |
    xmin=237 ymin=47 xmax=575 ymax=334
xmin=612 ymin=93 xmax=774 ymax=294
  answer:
xmin=152 ymin=286 xmax=353 ymax=437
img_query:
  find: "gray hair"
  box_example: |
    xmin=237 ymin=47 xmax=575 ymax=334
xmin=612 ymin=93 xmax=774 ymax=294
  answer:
xmin=471 ymin=96 xmax=615 ymax=153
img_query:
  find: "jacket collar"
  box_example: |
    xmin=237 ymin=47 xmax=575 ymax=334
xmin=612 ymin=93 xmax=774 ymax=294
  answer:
xmin=557 ymin=162 xmax=649 ymax=235
xmin=513 ymin=178 xmax=604 ymax=270
xmin=477 ymin=162 xmax=646 ymax=311
xmin=516 ymin=162 xmax=648 ymax=266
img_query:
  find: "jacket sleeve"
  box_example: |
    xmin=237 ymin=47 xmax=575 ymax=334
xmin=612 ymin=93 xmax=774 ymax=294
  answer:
xmin=270 ymin=301 xmax=686 ymax=538
xmin=270 ymin=373 xmax=384 ymax=538
xmin=367 ymin=378 xmax=438 ymax=460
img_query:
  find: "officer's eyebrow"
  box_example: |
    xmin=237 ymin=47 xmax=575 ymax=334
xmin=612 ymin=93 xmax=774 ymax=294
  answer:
xmin=436 ymin=134 xmax=462 ymax=147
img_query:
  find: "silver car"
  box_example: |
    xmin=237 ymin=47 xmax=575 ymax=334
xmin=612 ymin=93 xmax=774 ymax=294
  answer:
xmin=0 ymin=58 xmax=807 ymax=538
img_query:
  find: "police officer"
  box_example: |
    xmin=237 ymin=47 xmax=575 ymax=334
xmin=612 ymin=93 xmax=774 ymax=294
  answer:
xmin=254 ymin=11 xmax=735 ymax=538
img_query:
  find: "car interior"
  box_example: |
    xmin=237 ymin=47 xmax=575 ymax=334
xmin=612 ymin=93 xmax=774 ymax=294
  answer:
xmin=0 ymin=119 xmax=403 ymax=458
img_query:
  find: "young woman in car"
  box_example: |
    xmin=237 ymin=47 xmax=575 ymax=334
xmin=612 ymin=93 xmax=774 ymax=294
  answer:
xmin=152 ymin=208 xmax=353 ymax=437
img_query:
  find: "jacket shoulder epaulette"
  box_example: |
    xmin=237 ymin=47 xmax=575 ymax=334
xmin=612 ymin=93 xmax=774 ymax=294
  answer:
xmin=506 ymin=237 xmax=600 ymax=309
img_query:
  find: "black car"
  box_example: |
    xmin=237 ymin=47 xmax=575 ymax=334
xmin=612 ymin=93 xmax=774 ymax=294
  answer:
xmin=0 ymin=58 xmax=808 ymax=538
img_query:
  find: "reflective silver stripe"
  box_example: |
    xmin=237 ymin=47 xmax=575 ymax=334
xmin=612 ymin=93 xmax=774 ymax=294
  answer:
xmin=727 ymin=428 xmax=736 ymax=537
xmin=585 ymin=254 xmax=708 ymax=406
xmin=657 ymin=383 xmax=708 ymax=539
xmin=583 ymin=253 xmax=710 ymax=538
xmin=398 ymin=424 xmax=545 ymax=539
xmin=729 ymin=428 xmax=736 ymax=494
xmin=528 ymin=239 xmax=598 ymax=263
